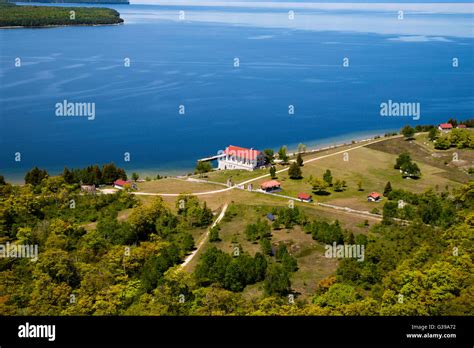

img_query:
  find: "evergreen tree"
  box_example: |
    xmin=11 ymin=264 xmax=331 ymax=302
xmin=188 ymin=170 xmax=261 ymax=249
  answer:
xmin=296 ymin=153 xmax=304 ymax=166
xmin=384 ymin=181 xmax=392 ymax=196
xmin=323 ymin=169 xmax=333 ymax=186
xmin=269 ymin=166 xmax=277 ymax=179
xmin=288 ymin=162 xmax=302 ymax=179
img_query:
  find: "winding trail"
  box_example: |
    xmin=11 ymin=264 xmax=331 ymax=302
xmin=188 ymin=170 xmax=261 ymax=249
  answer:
xmin=180 ymin=203 xmax=228 ymax=269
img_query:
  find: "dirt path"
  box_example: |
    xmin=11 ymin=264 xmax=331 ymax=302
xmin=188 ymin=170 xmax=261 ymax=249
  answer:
xmin=180 ymin=203 xmax=228 ymax=269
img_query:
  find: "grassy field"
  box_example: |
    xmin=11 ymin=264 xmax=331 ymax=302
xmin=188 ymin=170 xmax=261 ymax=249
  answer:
xmin=135 ymin=178 xmax=225 ymax=194
xmin=193 ymin=203 xmax=339 ymax=300
xmin=251 ymin=137 xmax=468 ymax=211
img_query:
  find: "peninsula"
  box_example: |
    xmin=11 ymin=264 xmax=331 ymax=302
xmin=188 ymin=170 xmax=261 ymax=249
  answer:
xmin=0 ymin=1 xmax=124 ymax=27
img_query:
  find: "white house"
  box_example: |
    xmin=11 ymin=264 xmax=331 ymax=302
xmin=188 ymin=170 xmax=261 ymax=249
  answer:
xmin=218 ymin=145 xmax=266 ymax=171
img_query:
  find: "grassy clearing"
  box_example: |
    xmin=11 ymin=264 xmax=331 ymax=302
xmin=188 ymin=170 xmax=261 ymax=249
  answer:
xmin=367 ymin=135 xmax=473 ymax=183
xmin=253 ymin=144 xmax=462 ymax=211
xmin=135 ymin=178 xmax=224 ymax=194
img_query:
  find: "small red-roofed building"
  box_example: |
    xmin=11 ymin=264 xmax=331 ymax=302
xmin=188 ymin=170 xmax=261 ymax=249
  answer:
xmin=438 ymin=123 xmax=453 ymax=131
xmin=457 ymin=124 xmax=467 ymax=129
xmin=114 ymin=179 xmax=136 ymax=190
xmin=261 ymin=180 xmax=281 ymax=192
xmin=297 ymin=193 xmax=312 ymax=202
xmin=367 ymin=192 xmax=382 ymax=202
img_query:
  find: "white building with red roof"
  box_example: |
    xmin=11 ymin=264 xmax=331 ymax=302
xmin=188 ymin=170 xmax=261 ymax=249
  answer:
xmin=438 ymin=123 xmax=453 ymax=131
xmin=218 ymin=145 xmax=266 ymax=171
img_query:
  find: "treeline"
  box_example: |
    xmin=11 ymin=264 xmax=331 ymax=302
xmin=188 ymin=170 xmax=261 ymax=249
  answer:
xmin=0 ymin=177 xmax=137 ymax=238
xmin=23 ymin=163 xmax=128 ymax=187
xmin=63 ymin=163 xmax=127 ymax=185
xmin=0 ymin=3 xmax=123 ymax=27
xmin=382 ymin=187 xmax=460 ymax=227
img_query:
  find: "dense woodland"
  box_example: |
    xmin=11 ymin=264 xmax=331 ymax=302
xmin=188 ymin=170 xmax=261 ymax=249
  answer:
xmin=0 ymin=165 xmax=472 ymax=315
xmin=0 ymin=1 xmax=123 ymax=27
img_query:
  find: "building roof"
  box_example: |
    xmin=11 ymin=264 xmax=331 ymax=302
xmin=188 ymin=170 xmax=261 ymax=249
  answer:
xmin=298 ymin=193 xmax=312 ymax=200
xmin=457 ymin=124 xmax=467 ymax=128
xmin=368 ymin=192 xmax=381 ymax=199
xmin=266 ymin=213 xmax=275 ymax=221
xmin=114 ymin=179 xmax=130 ymax=186
xmin=261 ymin=180 xmax=281 ymax=189
xmin=439 ymin=123 xmax=453 ymax=129
xmin=225 ymin=145 xmax=261 ymax=160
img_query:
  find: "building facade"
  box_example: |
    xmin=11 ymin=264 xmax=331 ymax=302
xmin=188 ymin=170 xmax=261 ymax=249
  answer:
xmin=218 ymin=145 xmax=266 ymax=171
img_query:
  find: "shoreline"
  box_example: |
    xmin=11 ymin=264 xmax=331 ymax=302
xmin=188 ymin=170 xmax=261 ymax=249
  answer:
xmin=0 ymin=22 xmax=123 ymax=29
xmin=1 ymin=129 xmax=398 ymax=185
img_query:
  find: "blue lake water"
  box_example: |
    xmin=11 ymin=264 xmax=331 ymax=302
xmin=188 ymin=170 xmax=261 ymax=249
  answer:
xmin=1 ymin=1 xmax=473 ymax=181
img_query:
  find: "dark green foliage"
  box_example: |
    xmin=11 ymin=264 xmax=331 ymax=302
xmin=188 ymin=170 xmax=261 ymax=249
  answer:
xmin=288 ymin=162 xmax=302 ymax=179
xmin=195 ymin=247 xmax=267 ymax=292
xmin=141 ymin=244 xmax=181 ymax=292
xmin=262 ymin=149 xmax=274 ymax=164
xmin=401 ymin=125 xmax=415 ymax=139
xmin=383 ymin=181 xmax=392 ymax=196
xmin=0 ymin=3 xmax=123 ymax=27
xmin=209 ymin=224 xmax=221 ymax=242
xmin=323 ymin=169 xmax=333 ymax=186
xmin=176 ymin=195 xmax=213 ymax=227
xmin=195 ymin=161 xmax=212 ymax=176
xmin=244 ymin=219 xmax=271 ymax=242
xmin=269 ymin=166 xmax=277 ymax=179
xmin=304 ymin=220 xmax=344 ymax=244
xmin=264 ymin=263 xmax=291 ymax=295
xmin=296 ymin=153 xmax=304 ymax=166
xmin=259 ymin=237 xmax=272 ymax=255
xmin=63 ymin=163 xmax=126 ymax=185
xmin=275 ymin=243 xmax=298 ymax=272
xmin=394 ymin=152 xmax=411 ymax=170
xmin=24 ymin=167 xmax=48 ymax=186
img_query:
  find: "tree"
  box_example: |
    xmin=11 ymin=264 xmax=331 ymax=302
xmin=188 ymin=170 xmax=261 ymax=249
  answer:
xmin=262 ymin=149 xmax=274 ymax=164
xmin=195 ymin=161 xmax=212 ymax=177
xmin=401 ymin=125 xmax=415 ymax=139
xmin=333 ymin=179 xmax=343 ymax=192
xmin=357 ymin=180 xmax=363 ymax=191
xmin=269 ymin=166 xmax=277 ymax=179
xmin=264 ymin=263 xmax=291 ymax=295
xmin=394 ymin=152 xmax=411 ymax=169
xmin=428 ymin=128 xmax=439 ymax=141
xmin=296 ymin=153 xmax=304 ymax=167
xmin=383 ymin=182 xmax=392 ymax=196
xmin=24 ymin=167 xmax=48 ymax=186
xmin=209 ymin=225 xmax=221 ymax=242
xmin=0 ymin=175 xmax=5 ymax=186
xmin=434 ymin=136 xmax=451 ymax=150
xmin=297 ymin=143 xmax=307 ymax=154
xmin=323 ymin=169 xmax=333 ymax=186
xmin=259 ymin=238 xmax=272 ymax=256
xmin=312 ymin=178 xmax=329 ymax=194
xmin=131 ymin=172 xmax=139 ymax=181
xmin=278 ymin=146 xmax=288 ymax=164
xmin=288 ymin=162 xmax=302 ymax=179
xmin=447 ymin=118 xmax=458 ymax=127
xmin=401 ymin=161 xmax=421 ymax=178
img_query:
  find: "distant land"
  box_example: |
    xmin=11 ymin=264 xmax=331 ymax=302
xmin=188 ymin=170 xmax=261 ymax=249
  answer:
xmin=0 ymin=1 xmax=124 ymax=27
xmin=13 ymin=0 xmax=129 ymax=3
